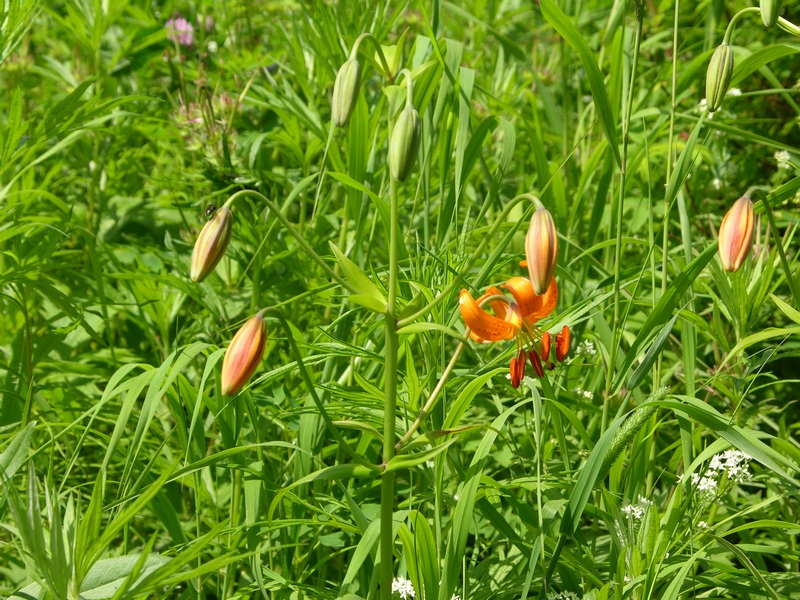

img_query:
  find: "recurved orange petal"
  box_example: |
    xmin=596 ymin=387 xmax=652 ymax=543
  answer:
xmin=477 ymin=286 xmax=508 ymax=320
xmin=527 ymin=277 xmax=558 ymax=321
xmin=502 ymin=277 xmax=543 ymax=320
xmin=459 ymin=289 xmax=521 ymax=342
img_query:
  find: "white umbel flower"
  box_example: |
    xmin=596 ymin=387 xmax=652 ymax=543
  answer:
xmin=392 ymin=577 xmax=416 ymax=599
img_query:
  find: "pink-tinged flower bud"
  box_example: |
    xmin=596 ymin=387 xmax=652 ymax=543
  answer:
xmin=190 ymin=206 xmax=232 ymax=282
xmin=525 ymin=204 xmax=558 ymax=295
xmin=221 ymin=313 xmax=267 ymax=396
xmin=718 ymin=197 xmax=755 ymax=272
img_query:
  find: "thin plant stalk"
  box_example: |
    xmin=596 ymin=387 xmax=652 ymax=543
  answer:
xmin=380 ymin=111 xmax=401 ymax=600
xmin=605 ymin=2 xmax=643 ymax=427
xmin=659 ymin=0 xmax=681 ymax=386
xmin=752 ymin=189 xmax=800 ymax=307
xmin=223 ymin=189 xmax=357 ymax=295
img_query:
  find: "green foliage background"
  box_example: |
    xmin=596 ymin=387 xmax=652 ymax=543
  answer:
xmin=1 ymin=0 xmax=799 ymax=598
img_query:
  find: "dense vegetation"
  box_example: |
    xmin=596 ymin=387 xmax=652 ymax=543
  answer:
xmin=1 ymin=0 xmax=799 ymax=598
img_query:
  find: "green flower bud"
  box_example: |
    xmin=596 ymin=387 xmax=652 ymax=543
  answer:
xmin=389 ymin=106 xmax=421 ymax=181
xmin=331 ymin=59 xmax=361 ymax=127
xmin=705 ymin=44 xmax=734 ymax=113
xmin=190 ymin=206 xmax=233 ymax=282
xmin=760 ymin=0 xmax=782 ymax=28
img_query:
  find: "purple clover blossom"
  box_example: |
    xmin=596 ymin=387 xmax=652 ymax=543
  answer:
xmin=166 ymin=15 xmax=194 ymax=47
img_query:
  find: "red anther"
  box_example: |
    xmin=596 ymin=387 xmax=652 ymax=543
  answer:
xmin=529 ymin=350 xmax=544 ymax=377
xmin=510 ymin=348 xmax=526 ymax=388
xmin=516 ymin=347 xmax=526 ymax=379
xmin=510 ymin=357 xmax=520 ymax=388
xmin=541 ymin=331 xmax=551 ymax=362
xmin=556 ymin=325 xmax=571 ymax=362
xmin=547 ymin=361 xmax=555 ymax=370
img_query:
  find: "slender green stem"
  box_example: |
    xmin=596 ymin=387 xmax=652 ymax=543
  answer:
xmin=605 ymin=5 xmax=643 ymax=418
xmin=777 ymin=16 xmax=800 ymax=38
xmin=351 ymin=33 xmax=393 ymax=82
xmin=396 ymin=290 xmax=518 ymax=451
xmin=396 ymin=339 xmax=465 ymax=452
xmin=723 ymin=7 xmax=761 ymax=43
xmin=380 ymin=114 xmax=401 ymax=600
xmin=659 ymin=0 xmax=681 ymax=386
xmin=262 ymin=308 xmax=379 ymax=471
xmin=223 ymin=189 xmax=357 ymax=294
xmin=752 ymin=190 xmax=800 ymax=307
xmin=396 ymin=193 xmax=534 ymax=328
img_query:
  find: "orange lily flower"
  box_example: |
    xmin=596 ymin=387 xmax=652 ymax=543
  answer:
xmin=459 ymin=274 xmax=570 ymax=388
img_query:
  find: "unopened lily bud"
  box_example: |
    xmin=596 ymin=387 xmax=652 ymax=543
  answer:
xmin=190 ymin=206 xmax=233 ymax=282
xmin=389 ymin=106 xmax=421 ymax=181
xmin=331 ymin=59 xmax=361 ymax=127
xmin=718 ymin=197 xmax=754 ymax=272
xmin=525 ymin=204 xmax=558 ymax=296
xmin=221 ymin=313 xmax=267 ymax=396
xmin=705 ymin=44 xmax=734 ymax=113
xmin=760 ymin=0 xmax=782 ymax=27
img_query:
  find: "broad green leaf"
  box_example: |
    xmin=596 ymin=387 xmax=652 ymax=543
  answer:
xmin=329 ymin=242 xmax=387 ymax=313
xmin=0 ymin=422 xmax=35 ymax=482
xmin=731 ymin=43 xmax=800 ymax=86
xmin=9 ymin=554 xmax=171 ymax=600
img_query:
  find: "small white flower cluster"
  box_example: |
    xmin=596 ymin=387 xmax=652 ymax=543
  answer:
xmin=546 ymin=592 xmax=579 ymax=600
xmin=392 ymin=577 xmax=416 ymax=599
xmin=697 ymin=520 xmax=709 ymax=529
xmin=573 ymin=387 xmax=594 ymax=401
xmin=727 ymin=87 xmax=742 ymax=96
xmin=452 ymin=595 xmax=461 ymax=600
xmin=775 ymin=150 xmax=792 ymax=170
xmin=690 ymin=473 xmax=719 ymax=498
xmin=712 ymin=177 xmax=722 ymax=190
xmin=621 ymin=495 xmax=653 ymax=521
xmin=708 ymin=449 xmax=752 ymax=483
xmin=575 ymin=340 xmax=597 ymax=358
xmin=684 ymin=449 xmax=751 ymax=500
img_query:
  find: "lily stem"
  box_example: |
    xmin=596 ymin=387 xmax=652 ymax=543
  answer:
xmin=723 ymin=7 xmax=760 ymax=44
xmin=223 ymin=189 xmax=357 ymax=294
xmin=396 ymin=193 xmax=534 ymax=328
xmin=380 ymin=115 xmax=401 ymax=599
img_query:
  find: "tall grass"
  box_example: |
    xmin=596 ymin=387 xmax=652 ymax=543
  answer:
xmin=1 ymin=0 xmax=799 ymax=599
